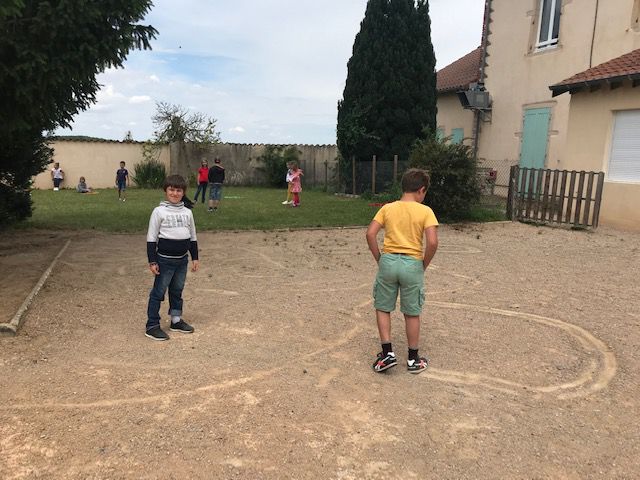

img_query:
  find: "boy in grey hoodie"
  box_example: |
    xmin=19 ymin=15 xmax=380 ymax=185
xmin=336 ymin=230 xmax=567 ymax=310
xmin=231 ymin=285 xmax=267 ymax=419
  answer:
xmin=145 ymin=175 xmax=200 ymax=341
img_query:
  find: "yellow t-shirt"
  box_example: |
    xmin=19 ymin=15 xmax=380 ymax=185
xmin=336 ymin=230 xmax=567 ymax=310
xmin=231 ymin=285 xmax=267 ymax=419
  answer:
xmin=372 ymin=201 xmax=438 ymax=260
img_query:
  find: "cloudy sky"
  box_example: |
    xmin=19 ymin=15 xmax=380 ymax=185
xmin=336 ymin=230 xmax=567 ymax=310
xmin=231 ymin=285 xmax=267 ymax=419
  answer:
xmin=55 ymin=0 xmax=485 ymax=145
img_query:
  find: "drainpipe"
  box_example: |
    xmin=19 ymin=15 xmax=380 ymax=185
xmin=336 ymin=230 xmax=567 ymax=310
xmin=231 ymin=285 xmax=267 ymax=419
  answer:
xmin=589 ymin=0 xmax=599 ymax=68
xmin=474 ymin=0 xmax=493 ymax=162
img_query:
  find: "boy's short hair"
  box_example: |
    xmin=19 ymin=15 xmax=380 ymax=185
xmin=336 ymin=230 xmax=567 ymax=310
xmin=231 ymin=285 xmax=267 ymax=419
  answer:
xmin=163 ymin=174 xmax=187 ymax=191
xmin=214 ymin=157 xmax=221 ymax=164
xmin=120 ymin=161 xmax=125 ymax=165
xmin=401 ymin=168 xmax=431 ymax=193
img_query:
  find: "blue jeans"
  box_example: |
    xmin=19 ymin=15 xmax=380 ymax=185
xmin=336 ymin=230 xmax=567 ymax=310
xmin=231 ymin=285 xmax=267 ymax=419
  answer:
xmin=194 ymin=182 xmax=208 ymax=203
xmin=146 ymin=255 xmax=188 ymax=330
xmin=209 ymin=183 xmax=223 ymax=200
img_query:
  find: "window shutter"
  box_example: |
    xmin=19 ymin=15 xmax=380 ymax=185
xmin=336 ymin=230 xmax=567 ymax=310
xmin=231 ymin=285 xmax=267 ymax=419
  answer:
xmin=608 ymin=110 xmax=640 ymax=182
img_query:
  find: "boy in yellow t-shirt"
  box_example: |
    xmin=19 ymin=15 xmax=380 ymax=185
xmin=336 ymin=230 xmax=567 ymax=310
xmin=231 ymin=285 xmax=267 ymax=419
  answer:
xmin=365 ymin=168 xmax=439 ymax=374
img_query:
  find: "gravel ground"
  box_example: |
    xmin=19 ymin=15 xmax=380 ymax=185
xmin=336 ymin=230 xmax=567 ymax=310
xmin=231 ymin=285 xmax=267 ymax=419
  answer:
xmin=1 ymin=222 xmax=639 ymax=479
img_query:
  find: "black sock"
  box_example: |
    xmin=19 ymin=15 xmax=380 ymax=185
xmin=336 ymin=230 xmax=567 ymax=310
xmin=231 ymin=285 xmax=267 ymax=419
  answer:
xmin=408 ymin=348 xmax=419 ymax=361
xmin=382 ymin=343 xmax=393 ymax=355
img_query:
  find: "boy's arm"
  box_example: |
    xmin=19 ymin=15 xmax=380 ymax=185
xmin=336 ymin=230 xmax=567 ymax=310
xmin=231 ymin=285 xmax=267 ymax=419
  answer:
xmin=146 ymin=209 xmax=161 ymax=273
xmin=422 ymin=226 xmax=438 ymax=270
xmin=189 ymin=213 xmax=199 ymax=272
xmin=126 ymin=170 xmax=130 ymax=186
xmin=366 ymin=220 xmax=383 ymax=263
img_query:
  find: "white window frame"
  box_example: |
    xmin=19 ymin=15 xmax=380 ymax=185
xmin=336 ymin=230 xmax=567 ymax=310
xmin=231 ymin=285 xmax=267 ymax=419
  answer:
xmin=536 ymin=0 xmax=561 ymax=50
xmin=607 ymin=110 xmax=640 ymax=183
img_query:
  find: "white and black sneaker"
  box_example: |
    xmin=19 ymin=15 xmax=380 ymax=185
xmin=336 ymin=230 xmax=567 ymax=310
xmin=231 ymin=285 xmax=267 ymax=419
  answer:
xmin=372 ymin=352 xmax=398 ymax=372
xmin=170 ymin=319 xmax=194 ymax=334
xmin=145 ymin=326 xmax=169 ymax=341
xmin=407 ymin=357 xmax=429 ymax=374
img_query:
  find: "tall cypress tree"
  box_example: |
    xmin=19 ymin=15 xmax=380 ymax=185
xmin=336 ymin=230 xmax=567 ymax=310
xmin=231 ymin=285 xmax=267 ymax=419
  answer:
xmin=337 ymin=0 xmax=436 ymax=171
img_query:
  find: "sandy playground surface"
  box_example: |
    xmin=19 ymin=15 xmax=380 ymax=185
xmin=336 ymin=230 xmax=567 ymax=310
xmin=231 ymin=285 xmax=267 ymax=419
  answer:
xmin=1 ymin=222 xmax=639 ymax=479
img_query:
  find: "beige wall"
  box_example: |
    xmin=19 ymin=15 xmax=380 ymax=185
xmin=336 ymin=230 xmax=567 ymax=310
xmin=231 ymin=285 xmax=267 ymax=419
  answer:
xmin=33 ymin=141 xmax=170 ymax=190
xmin=478 ymin=0 xmax=640 ymax=172
xmin=562 ymin=83 xmax=640 ymax=231
xmin=33 ymin=140 xmax=338 ymax=190
xmin=436 ymin=93 xmax=476 ymax=145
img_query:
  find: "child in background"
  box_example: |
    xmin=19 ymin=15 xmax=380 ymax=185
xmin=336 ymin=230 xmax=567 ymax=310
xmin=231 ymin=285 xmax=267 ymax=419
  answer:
xmin=194 ymin=160 xmax=209 ymax=204
xmin=282 ymin=162 xmax=294 ymax=205
xmin=51 ymin=162 xmax=64 ymax=191
xmin=207 ymin=157 xmax=225 ymax=212
xmin=365 ymin=168 xmax=439 ymax=374
xmin=76 ymin=176 xmax=92 ymax=193
xmin=289 ymin=163 xmax=303 ymax=207
xmin=115 ymin=161 xmax=130 ymax=201
xmin=145 ymin=174 xmax=199 ymax=341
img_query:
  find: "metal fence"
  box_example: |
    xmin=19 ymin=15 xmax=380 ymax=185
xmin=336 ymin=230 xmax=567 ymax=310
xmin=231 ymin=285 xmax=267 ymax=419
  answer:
xmin=344 ymin=154 xmax=512 ymax=207
xmin=346 ymin=156 xmax=409 ymax=195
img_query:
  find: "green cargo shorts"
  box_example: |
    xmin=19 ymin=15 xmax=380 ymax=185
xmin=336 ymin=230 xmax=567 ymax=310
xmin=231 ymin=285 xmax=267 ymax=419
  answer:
xmin=373 ymin=253 xmax=425 ymax=316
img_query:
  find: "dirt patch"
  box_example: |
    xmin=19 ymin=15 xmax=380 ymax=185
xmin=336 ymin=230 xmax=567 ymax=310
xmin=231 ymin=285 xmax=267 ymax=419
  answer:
xmin=1 ymin=223 xmax=639 ymax=479
xmin=0 ymin=231 xmax=72 ymax=325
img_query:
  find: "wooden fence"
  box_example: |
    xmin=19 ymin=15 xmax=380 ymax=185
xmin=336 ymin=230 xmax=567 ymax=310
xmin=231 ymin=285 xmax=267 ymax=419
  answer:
xmin=507 ymin=166 xmax=605 ymax=228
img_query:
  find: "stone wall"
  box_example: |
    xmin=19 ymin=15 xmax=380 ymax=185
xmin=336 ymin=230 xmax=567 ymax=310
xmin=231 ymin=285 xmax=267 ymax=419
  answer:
xmin=172 ymin=143 xmax=338 ymax=187
xmin=33 ymin=140 xmax=338 ymax=189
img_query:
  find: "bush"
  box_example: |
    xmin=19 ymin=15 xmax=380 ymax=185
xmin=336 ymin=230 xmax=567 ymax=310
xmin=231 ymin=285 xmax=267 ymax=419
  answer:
xmin=409 ymin=134 xmax=480 ymax=221
xmin=132 ymin=159 xmax=166 ymax=189
xmin=370 ymin=182 xmax=402 ymax=203
xmin=0 ymin=130 xmax=53 ymax=228
xmin=258 ymin=145 xmax=300 ymax=187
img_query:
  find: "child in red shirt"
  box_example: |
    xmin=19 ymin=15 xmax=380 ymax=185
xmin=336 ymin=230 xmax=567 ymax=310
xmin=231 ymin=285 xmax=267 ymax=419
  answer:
xmin=194 ymin=160 xmax=209 ymax=204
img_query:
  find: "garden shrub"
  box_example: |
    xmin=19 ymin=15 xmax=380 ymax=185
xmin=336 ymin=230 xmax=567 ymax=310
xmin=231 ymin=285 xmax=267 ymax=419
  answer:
xmin=409 ymin=134 xmax=480 ymax=221
xmin=132 ymin=159 xmax=166 ymax=189
xmin=258 ymin=145 xmax=300 ymax=187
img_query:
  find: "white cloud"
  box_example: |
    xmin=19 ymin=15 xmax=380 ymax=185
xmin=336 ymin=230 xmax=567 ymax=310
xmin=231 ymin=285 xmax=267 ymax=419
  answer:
xmin=56 ymin=0 xmax=485 ymax=144
xmin=129 ymin=95 xmax=152 ymax=104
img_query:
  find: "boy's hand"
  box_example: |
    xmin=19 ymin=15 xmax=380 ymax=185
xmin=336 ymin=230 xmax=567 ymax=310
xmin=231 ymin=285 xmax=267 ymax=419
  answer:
xmin=149 ymin=263 xmax=160 ymax=275
xmin=191 ymin=260 xmax=200 ymax=272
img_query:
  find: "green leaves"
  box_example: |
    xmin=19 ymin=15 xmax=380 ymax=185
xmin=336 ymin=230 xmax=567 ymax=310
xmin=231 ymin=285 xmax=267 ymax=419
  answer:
xmin=409 ymin=132 xmax=481 ymax=221
xmin=0 ymin=0 xmax=157 ymax=224
xmin=337 ymin=0 xmax=437 ymax=169
xmin=152 ymin=102 xmax=221 ymax=145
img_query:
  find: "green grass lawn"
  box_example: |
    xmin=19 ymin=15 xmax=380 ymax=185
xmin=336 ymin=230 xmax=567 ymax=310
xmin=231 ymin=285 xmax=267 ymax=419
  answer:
xmin=24 ymin=187 xmax=507 ymax=233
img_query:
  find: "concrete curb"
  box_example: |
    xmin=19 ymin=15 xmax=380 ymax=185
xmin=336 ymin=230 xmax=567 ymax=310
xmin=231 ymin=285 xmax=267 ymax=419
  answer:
xmin=0 ymin=239 xmax=71 ymax=337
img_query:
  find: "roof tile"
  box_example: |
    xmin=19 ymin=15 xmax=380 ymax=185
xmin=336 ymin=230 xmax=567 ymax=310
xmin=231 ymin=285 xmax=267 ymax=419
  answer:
xmin=551 ymin=48 xmax=640 ymax=88
xmin=436 ymin=47 xmax=482 ymax=93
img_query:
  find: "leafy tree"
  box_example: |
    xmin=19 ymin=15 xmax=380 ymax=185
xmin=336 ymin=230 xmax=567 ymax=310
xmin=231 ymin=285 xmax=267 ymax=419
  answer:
xmin=258 ymin=145 xmax=301 ymax=187
xmin=152 ymin=102 xmax=221 ymax=145
xmin=409 ymin=132 xmax=480 ymax=221
xmin=0 ymin=1 xmax=157 ymax=225
xmin=337 ymin=0 xmax=437 ymax=188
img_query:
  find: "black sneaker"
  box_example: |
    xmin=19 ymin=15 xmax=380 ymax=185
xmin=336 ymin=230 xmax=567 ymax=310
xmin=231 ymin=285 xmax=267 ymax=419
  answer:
xmin=145 ymin=326 xmax=169 ymax=341
xmin=407 ymin=356 xmax=429 ymax=374
xmin=170 ymin=319 xmax=194 ymax=334
xmin=372 ymin=352 xmax=398 ymax=372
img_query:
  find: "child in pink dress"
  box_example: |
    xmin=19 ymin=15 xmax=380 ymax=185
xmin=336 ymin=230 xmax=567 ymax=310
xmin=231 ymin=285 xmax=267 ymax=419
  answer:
xmin=290 ymin=163 xmax=304 ymax=207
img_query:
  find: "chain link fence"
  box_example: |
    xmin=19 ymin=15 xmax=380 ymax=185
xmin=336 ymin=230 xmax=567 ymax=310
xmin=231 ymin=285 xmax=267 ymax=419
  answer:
xmin=341 ymin=154 xmax=514 ymax=201
xmin=476 ymin=158 xmax=514 ymax=211
xmin=344 ymin=156 xmax=409 ymax=195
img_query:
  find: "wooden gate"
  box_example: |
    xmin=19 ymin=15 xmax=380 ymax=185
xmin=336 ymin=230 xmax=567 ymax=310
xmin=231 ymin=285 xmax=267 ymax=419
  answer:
xmin=507 ymin=166 xmax=605 ymax=228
